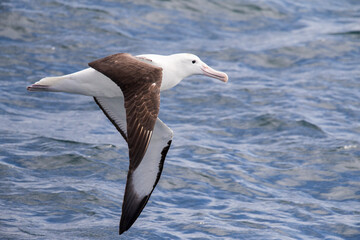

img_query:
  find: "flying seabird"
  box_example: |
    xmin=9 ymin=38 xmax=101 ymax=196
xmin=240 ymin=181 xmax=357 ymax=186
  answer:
xmin=27 ymin=53 xmax=228 ymax=234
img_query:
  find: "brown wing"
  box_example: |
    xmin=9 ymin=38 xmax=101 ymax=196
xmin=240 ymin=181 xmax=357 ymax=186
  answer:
xmin=89 ymin=53 xmax=163 ymax=169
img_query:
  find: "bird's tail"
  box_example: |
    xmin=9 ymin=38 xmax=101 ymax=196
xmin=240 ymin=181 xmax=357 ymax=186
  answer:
xmin=27 ymin=76 xmax=63 ymax=92
xmin=27 ymin=68 xmax=118 ymax=97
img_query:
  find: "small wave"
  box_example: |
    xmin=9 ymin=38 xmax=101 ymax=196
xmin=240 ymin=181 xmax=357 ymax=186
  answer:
xmin=330 ymin=30 xmax=360 ymax=36
xmin=249 ymin=114 xmax=326 ymax=138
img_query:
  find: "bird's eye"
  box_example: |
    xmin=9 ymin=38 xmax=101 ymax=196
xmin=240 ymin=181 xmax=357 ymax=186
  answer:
xmin=192 ymin=60 xmax=196 ymax=64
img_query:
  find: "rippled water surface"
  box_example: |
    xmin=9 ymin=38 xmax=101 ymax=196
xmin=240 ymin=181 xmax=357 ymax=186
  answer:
xmin=1 ymin=0 xmax=360 ymax=239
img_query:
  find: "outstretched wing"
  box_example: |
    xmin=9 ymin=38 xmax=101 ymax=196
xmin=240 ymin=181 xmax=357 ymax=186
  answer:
xmin=92 ymin=96 xmax=173 ymax=234
xmin=89 ymin=53 xmax=163 ymax=169
xmin=120 ymin=118 xmax=173 ymax=234
xmin=89 ymin=53 xmax=171 ymax=234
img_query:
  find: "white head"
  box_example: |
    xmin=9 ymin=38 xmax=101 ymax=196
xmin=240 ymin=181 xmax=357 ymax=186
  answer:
xmin=137 ymin=53 xmax=228 ymax=91
xmin=169 ymin=53 xmax=228 ymax=83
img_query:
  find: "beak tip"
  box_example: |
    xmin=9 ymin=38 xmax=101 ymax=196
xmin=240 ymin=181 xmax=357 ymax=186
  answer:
xmin=201 ymin=65 xmax=228 ymax=83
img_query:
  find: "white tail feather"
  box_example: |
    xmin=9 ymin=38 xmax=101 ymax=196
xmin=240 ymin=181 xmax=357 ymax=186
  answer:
xmin=27 ymin=68 xmax=122 ymax=97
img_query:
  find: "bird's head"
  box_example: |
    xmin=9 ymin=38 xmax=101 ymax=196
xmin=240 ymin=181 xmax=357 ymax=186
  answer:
xmin=172 ymin=53 xmax=228 ymax=83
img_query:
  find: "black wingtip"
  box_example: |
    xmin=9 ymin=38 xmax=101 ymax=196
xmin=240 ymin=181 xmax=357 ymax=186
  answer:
xmin=119 ymin=224 xmax=126 ymax=235
xmin=119 ymin=194 xmax=149 ymax=235
xmin=119 ymin=214 xmax=130 ymax=235
xmin=119 ymin=140 xmax=173 ymax=235
xmin=119 ymin=212 xmax=136 ymax=235
xmin=119 ymin=217 xmax=135 ymax=235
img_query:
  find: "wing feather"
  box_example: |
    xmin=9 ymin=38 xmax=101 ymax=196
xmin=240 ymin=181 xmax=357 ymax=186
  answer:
xmin=93 ymin=96 xmax=127 ymax=141
xmin=89 ymin=53 xmax=163 ymax=169
xmin=120 ymin=118 xmax=173 ymax=234
xmin=89 ymin=54 xmax=171 ymax=235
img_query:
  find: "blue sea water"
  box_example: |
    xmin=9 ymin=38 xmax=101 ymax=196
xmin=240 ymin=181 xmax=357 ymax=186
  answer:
xmin=1 ymin=0 xmax=360 ymax=239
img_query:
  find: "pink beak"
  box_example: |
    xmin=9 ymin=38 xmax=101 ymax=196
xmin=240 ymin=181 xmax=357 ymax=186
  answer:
xmin=201 ymin=64 xmax=228 ymax=83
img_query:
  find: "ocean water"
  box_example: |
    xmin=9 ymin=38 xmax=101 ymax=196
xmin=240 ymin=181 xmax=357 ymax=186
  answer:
xmin=1 ymin=0 xmax=360 ymax=239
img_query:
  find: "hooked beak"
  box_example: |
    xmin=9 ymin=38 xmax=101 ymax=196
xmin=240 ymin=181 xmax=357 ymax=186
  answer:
xmin=201 ymin=64 xmax=228 ymax=83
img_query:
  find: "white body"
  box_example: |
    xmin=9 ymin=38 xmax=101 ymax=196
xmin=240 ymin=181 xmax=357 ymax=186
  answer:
xmin=31 ymin=53 xmax=228 ymax=97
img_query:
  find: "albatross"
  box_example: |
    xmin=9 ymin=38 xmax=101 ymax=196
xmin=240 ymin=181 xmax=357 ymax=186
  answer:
xmin=27 ymin=53 xmax=228 ymax=234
